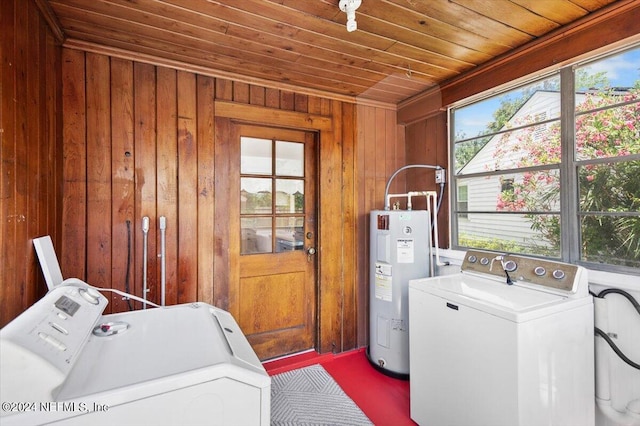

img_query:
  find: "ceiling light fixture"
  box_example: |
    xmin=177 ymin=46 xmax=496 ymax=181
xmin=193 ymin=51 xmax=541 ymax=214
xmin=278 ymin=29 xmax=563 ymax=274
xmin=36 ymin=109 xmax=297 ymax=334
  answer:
xmin=339 ymin=0 xmax=362 ymax=32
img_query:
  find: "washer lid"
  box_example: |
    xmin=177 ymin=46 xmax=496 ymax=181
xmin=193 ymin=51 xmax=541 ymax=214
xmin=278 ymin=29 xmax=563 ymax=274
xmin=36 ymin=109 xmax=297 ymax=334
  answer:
xmin=56 ymin=303 xmax=266 ymax=401
xmin=409 ymin=273 xmax=589 ymax=322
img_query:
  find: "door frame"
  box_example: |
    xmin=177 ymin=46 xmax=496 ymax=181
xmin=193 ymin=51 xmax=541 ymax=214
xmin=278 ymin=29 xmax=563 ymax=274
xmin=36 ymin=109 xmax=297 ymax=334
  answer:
xmin=234 ymin=123 xmax=318 ymax=359
xmin=214 ymin=100 xmax=345 ymax=355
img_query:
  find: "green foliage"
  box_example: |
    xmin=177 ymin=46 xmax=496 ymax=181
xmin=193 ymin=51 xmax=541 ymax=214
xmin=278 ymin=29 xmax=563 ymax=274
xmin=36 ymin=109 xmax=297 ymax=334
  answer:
xmin=487 ymin=95 xmax=528 ymax=133
xmin=458 ymin=235 xmax=525 ymax=253
xmin=493 ymin=87 xmax=640 ymax=266
xmin=457 ymin=234 xmax=558 ymax=257
xmin=244 ymin=191 xmax=272 ymax=211
xmin=574 ymin=69 xmax=617 ymax=92
xmin=454 ymin=137 xmax=489 ymax=172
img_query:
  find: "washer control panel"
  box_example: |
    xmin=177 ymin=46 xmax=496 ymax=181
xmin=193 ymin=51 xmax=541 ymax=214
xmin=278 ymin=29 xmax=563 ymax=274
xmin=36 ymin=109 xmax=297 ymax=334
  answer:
xmin=0 ymin=280 xmax=108 ymax=375
xmin=461 ymin=250 xmax=583 ymax=295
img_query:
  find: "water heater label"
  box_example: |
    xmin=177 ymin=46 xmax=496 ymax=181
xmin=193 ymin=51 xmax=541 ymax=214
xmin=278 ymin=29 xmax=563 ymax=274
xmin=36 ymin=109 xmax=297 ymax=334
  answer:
xmin=396 ymin=239 xmax=414 ymax=263
xmin=375 ymin=273 xmax=392 ymax=301
xmin=375 ymin=262 xmax=392 ymax=276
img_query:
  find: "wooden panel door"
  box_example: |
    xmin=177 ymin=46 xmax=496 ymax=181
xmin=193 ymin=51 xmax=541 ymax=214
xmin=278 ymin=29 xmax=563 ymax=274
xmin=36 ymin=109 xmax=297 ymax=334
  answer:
xmin=233 ymin=124 xmax=317 ymax=360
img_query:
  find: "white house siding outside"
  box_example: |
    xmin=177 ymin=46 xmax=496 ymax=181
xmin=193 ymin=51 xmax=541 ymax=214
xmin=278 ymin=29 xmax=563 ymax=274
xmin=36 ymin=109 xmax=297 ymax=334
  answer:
xmin=456 ymin=91 xmax=580 ymax=254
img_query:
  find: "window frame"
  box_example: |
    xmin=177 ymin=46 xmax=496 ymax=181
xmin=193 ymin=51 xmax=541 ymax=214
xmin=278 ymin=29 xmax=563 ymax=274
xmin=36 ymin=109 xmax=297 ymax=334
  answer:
xmin=449 ymin=44 xmax=640 ymax=275
xmin=240 ymin=136 xmax=307 ymax=255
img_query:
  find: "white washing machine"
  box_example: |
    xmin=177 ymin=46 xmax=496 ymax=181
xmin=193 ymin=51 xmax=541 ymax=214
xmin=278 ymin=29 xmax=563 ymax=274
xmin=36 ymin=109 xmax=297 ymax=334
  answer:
xmin=0 ymin=280 xmax=270 ymax=426
xmin=409 ymin=250 xmax=594 ymax=426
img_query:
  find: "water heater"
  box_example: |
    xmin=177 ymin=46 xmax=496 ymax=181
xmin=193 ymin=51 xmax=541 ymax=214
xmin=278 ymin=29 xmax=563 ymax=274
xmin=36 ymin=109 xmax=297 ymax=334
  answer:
xmin=368 ymin=209 xmax=432 ymax=377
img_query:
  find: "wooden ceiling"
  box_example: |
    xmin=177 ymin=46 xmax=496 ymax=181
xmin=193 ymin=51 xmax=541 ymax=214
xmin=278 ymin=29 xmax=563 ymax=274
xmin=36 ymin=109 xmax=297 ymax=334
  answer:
xmin=44 ymin=0 xmax=621 ymax=105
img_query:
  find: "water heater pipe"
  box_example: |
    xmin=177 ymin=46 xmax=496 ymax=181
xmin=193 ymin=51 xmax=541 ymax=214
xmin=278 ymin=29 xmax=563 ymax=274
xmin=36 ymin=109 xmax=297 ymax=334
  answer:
xmin=386 ymin=193 xmax=410 ymax=209
xmin=428 ymin=191 xmax=446 ymax=269
xmin=386 ymin=191 xmax=430 ymax=211
xmin=384 ymin=164 xmax=446 ymax=270
xmin=415 ymin=191 xmax=445 ymax=270
xmin=384 ymin=164 xmax=442 ymax=211
xmin=385 ymin=190 xmax=445 ymax=269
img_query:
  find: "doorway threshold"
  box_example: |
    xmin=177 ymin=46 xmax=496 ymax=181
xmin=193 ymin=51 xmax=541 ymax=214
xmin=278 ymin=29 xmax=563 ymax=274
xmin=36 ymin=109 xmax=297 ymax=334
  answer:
xmin=263 ymin=349 xmax=333 ymax=375
xmin=262 ymin=348 xmax=366 ymax=375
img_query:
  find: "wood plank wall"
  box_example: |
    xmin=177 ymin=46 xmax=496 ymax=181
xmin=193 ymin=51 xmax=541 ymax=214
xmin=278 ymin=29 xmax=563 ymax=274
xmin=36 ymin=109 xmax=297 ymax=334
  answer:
xmin=1 ymin=1 xmax=404 ymax=353
xmin=62 ymin=51 xmax=237 ymax=311
xmin=53 ymin=48 xmax=402 ymax=352
xmin=4 ymin=0 xmax=632 ymax=350
xmin=0 ymin=1 xmax=404 ymax=351
xmin=0 ymin=0 xmax=62 ymax=327
xmin=404 ymin=112 xmax=449 ymax=250
xmin=356 ymin=105 xmax=405 ymax=347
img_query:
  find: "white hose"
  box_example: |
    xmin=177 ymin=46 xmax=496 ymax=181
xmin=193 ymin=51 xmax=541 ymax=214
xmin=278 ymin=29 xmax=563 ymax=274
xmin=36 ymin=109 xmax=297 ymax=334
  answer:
xmin=142 ymin=216 xmax=150 ymax=309
xmin=61 ymin=277 xmax=161 ymax=308
xmin=159 ymin=216 xmax=166 ymax=307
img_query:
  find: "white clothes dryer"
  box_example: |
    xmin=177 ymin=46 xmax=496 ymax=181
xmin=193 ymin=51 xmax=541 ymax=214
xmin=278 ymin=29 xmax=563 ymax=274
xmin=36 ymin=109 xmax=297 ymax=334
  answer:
xmin=0 ymin=280 xmax=270 ymax=426
xmin=409 ymin=250 xmax=594 ymax=426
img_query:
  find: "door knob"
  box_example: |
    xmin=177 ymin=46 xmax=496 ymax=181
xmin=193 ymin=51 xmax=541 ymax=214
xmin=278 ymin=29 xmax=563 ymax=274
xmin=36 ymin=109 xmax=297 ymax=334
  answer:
xmin=307 ymin=247 xmax=316 ymax=262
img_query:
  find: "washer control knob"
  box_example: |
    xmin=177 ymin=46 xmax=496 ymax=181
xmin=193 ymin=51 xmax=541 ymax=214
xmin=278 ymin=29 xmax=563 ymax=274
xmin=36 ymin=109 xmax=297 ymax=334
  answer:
xmin=93 ymin=321 xmax=129 ymax=337
xmin=552 ymin=269 xmax=566 ymax=280
xmin=480 ymin=257 xmax=489 ymax=265
xmin=79 ymin=287 xmax=101 ymax=305
xmin=503 ymin=260 xmax=517 ymax=272
xmin=468 ymin=255 xmax=477 ymax=263
xmin=534 ymin=266 xmax=546 ymax=276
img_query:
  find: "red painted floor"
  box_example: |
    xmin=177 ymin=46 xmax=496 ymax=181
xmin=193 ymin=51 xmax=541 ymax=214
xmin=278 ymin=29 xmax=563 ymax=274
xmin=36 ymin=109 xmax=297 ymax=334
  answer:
xmin=264 ymin=349 xmax=416 ymax=426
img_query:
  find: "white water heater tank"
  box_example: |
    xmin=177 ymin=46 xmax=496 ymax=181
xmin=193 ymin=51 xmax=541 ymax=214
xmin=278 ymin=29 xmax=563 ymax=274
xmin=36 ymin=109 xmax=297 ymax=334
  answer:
xmin=368 ymin=209 xmax=431 ymax=377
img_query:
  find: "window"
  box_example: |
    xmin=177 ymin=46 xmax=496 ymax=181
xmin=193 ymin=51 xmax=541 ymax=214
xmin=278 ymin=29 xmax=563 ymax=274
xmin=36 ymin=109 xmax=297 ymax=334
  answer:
xmin=574 ymin=51 xmax=640 ymax=268
xmin=240 ymin=137 xmax=305 ymax=254
xmin=450 ymin=44 xmax=640 ymax=272
xmin=457 ymin=185 xmax=468 ymax=219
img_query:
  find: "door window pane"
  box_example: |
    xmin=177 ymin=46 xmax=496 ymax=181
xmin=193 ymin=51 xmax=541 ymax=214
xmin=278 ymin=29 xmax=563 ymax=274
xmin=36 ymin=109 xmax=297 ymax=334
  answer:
xmin=240 ymin=132 xmax=308 ymax=256
xmin=275 ymin=179 xmax=304 ymax=213
xmin=276 ymin=141 xmax=304 ymax=176
xmin=241 ymin=137 xmax=272 ymax=175
xmin=275 ymin=217 xmax=304 ymax=252
xmin=241 ymin=217 xmax=272 ymax=254
xmin=241 ymin=178 xmax=272 ymax=214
